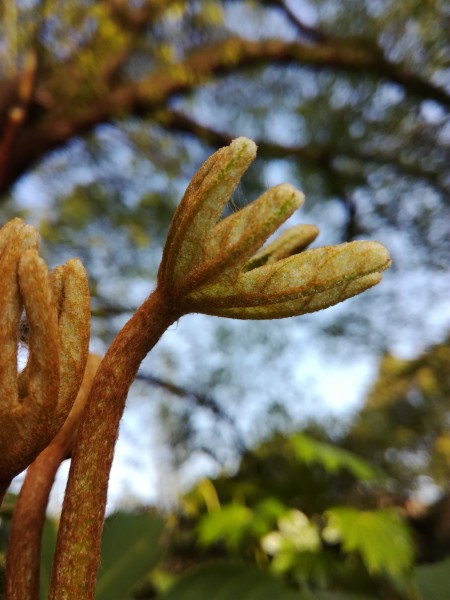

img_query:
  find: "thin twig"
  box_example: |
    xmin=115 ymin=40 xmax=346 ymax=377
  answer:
xmin=136 ymin=372 xmax=247 ymax=453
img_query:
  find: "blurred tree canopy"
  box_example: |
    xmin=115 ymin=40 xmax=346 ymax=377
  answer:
xmin=0 ymin=0 xmax=449 ymax=504
xmin=345 ymin=338 xmax=450 ymax=496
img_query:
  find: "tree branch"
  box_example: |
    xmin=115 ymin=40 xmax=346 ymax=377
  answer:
xmin=136 ymin=371 xmax=247 ymax=454
xmin=155 ymin=108 xmax=449 ymax=196
xmin=260 ymin=0 xmax=331 ymax=43
xmin=1 ymin=36 xmax=448 ymax=196
xmin=0 ymin=52 xmax=37 ymax=191
xmin=105 ymin=0 xmax=180 ymax=33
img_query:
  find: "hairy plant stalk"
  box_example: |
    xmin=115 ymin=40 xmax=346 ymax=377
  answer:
xmin=50 ymin=289 xmax=181 ymax=599
xmin=6 ymin=448 xmax=67 ymax=600
xmin=5 ymin=355 xmax=100 ymax=600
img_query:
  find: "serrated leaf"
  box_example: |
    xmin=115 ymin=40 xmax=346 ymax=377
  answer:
xmin=290 ymin=434 xmax=381 ymax=481
xmin=325 ymin=507 xmax=414 ymax=577
xmin=160 ymin=561 xmax=311 ymax=600
xmin=95 ymin=512 xmax=165 ymax=600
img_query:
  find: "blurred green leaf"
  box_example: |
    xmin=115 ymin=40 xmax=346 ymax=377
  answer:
xmin=325 ymin=507 xmax=414 ymax=578
xmin=290 ymin=434 xmax=381 ymax=481
xmin=160 ymin=561 xmax=312 ymax=600
xmin=40 ymin=518 xmax=58 ymax=600
xmin=413 ymin=557 xmax=450 ymax=600
xmin=95 ymin=511 xmax=165 ymax=600
xmin=250 ymin=497 xmax=287 ymax=537
xmin=197 ymin=504 xmax=253 ymax=551
xmin=270 ymin=547 xmax=333 ymax=586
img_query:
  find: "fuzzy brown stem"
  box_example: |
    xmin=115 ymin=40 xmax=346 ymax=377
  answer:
xmin=5 ymin=352 xmax=98 ymax=600
xmin=5 ymin=448 xmax=63 ymax=600
xmin=50 ymin=289 xmax=180 ymax=599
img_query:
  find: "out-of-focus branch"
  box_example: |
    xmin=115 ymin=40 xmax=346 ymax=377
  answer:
xmin=1 ymin=35 xmax=448 ymax=196
xmin=136 ymin=371 xmax=247 ymax=453
xmin=156 ymin=108 xmax=449 ymax=195
xmin=155 ymin=108 xmax=450 ymax=241
xmin=104 ymin=0 xmax=180 ymax=32
xmin=91 ymin=300 xmax=136 ymax=318
xmin=0 ymin=52 xmax=37 ymax=191
xmin=99 ymin=0 xmax=184 ymax=84
xmin=261 ymin=0 xmax=331 ymax=43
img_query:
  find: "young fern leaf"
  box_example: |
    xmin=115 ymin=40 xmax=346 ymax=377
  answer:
xmin=157 ymin=137 xmax=391 ymax=316
xmin=0 ymin=219 xmax=90 ymax=492
xmin=244 ymin=223 xmax=319 ymax=271
xmin=50 ymin=136 xmax=391 ymax=599
xmin=203 ymin=273 xmax=383 ymax=319
xmin=184 ymin=239 xmax=390 ymax=316
xmin=0 ymin=220 xmax=40 ymax=406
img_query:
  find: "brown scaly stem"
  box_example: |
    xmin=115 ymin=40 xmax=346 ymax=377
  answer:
xmin=5 ymin=448 xmax=64 ymax=600
xmin=5 ymin=355 xmax=100 ymax=600
xmin=50 ymin=289 xmax=181 ymax=599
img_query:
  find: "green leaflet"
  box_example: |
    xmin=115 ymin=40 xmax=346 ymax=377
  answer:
xmin=244 ymin=224 xmax=319 ymax=272
xmin=196 ymin=497 xmax=287 ymax=553
xmin=199 ymin=183 xmax=304 ymax=278
xmin=186 ymin=241 xmax=390 ymax=315
xmin=199 ymin=273 xmax=381 ymax=319
xmin=289 ymin=433 xmax=381 ymax=481
xmin=197 ymin=504 xmax=253 ymax=551
xmin=160 ymin=137 xmax=256 ymax=287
